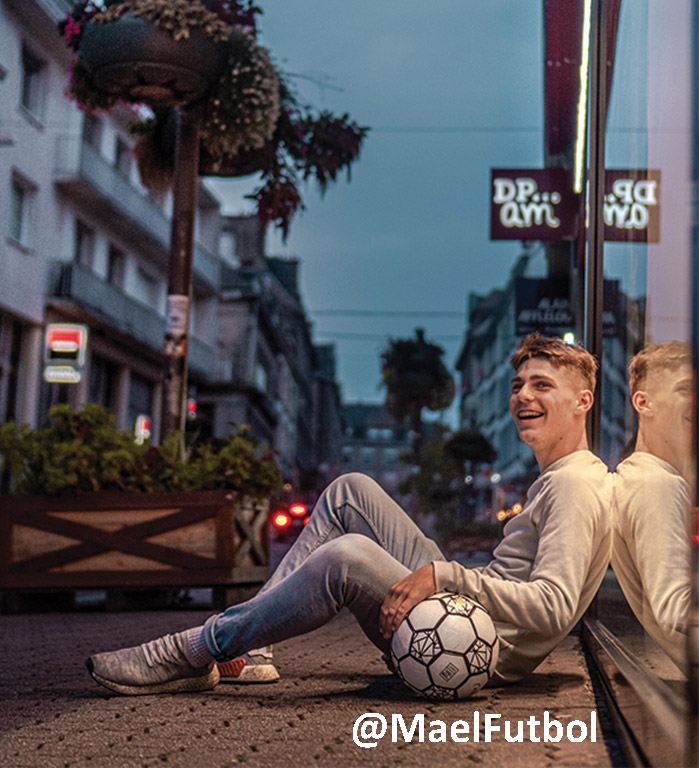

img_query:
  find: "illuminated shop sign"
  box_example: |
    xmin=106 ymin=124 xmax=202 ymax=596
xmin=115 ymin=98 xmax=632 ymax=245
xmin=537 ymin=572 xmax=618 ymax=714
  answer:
xmin=490 ymin=169 xmax=579 ymax=241
xmin=603 ymin=169 xmax=660 ymax=243
xmin=43 ymin=323 xmax=88 ymax=384
xmin=43 ymin=366 xmax=82 ymax=384
xmin=515 ymin=277 xmax=628 ymax=339
xmin=134 ymin=414 xmax=151 ymax=444
xmin=490 ymin=168 xmax=661 ymax=243
xmin=514 ymin=278 xmax=574 ymax=336
xmin=45 ymin=324 xmax=88 ymax=365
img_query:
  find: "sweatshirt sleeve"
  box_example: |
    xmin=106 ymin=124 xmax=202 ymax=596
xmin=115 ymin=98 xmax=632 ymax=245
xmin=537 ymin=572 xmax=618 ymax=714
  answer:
xmin=623 ymin=472 xmax=690 ymax=635
xmin=432 ymin=469 xmax=609 ymax=637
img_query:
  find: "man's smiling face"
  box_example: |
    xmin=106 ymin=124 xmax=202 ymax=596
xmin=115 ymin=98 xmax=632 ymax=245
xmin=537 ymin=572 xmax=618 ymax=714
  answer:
xmin=637 ymin=364 xmax=693 ymax=467
xmin=509 ymin=356 xmax=591 ymax=468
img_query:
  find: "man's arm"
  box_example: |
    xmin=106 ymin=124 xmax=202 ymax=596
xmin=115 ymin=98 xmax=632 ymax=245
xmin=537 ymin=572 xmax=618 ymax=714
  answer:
xmin=619 ymin=470 xmax=691 ymax=635
xmin=432 ymin=471 xmax=610 ymax=637
xmin=379 ymin=564 xmax=436 ymax=638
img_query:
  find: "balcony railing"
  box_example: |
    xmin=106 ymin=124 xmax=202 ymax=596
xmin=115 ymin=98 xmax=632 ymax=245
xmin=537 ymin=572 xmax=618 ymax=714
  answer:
xmin=51 ymin=261 xmax=216 ymax=377
xmin=54 ymin=136 xmax=219 ymax=291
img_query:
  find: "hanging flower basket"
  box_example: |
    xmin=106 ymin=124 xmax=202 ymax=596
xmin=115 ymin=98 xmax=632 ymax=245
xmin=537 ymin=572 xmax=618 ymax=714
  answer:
xmin=198 ymin=142 xmax=274 ymax=177
xmin=59 ymin=1 xmax=368 ymax=238
xmin=78 ymin=10 xmax=230 ymax=106
xmin=147 ymin=106 xmax=276 ymax=179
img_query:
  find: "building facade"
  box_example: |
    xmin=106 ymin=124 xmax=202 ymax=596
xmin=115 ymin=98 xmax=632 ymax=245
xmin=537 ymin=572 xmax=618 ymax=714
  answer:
xmin=340 ymin=403 xmax=413 ymax=503
xmin=0 ymin=0 xmax=342 ymax=488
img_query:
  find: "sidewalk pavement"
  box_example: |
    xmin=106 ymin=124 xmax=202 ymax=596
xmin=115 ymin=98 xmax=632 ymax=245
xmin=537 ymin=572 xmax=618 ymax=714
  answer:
xmin=0 ymin=609 xmax=623 ymax=768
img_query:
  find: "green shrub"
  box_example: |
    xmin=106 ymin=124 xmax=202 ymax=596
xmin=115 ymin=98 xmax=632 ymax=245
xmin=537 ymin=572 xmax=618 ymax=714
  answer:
xmin=0 ymin=404 xmax=281 ymax=499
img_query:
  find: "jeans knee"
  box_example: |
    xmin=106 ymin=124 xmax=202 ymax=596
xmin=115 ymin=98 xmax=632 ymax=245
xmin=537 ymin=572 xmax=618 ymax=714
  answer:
xmin=316 ymin=533 xmax=383 ymax=577
xmin=328 ymin=471 xmax=381 ymax=497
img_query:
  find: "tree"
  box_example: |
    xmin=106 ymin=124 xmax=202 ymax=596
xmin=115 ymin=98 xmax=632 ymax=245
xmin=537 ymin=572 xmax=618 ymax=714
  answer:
xmin=398 ymin=424 xmax=460 ymax=517
xmin=444 ymin=428 xmax=496 ymax=466
xmin=380 ymin=328 xmax=455 ymax=462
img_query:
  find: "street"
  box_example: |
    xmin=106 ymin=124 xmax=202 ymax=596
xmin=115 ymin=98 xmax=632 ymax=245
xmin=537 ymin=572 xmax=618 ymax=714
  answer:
xmin=0 ymin=609 xmax=622 ymax=767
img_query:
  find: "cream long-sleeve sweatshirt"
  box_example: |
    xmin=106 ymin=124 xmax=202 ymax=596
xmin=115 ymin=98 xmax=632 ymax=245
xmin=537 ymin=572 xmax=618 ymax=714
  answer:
xmin=432 ymin=450 xmax=612 ymax=683
xmin=611 ymin=452 xmax=690 ymax=669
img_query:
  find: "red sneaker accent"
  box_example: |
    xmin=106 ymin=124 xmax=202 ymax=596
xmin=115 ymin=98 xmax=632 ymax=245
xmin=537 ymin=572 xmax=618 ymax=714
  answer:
xmin=217 ymin=658 xmax=247 ymax=678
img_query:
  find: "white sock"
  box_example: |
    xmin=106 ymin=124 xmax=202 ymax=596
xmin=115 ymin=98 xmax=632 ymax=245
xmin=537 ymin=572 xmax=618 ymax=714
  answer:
xmin=182 ymin=626 xmax=214 ymax=667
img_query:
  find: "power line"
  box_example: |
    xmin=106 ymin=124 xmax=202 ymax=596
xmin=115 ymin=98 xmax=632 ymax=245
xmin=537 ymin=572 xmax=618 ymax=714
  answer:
xmin=314 ymin=331 xmax=464 ymax=341
xmin=372 ymin=126 xmax=542 ymax=134
xmin=311 ymin=309 xmax=463 ymax=317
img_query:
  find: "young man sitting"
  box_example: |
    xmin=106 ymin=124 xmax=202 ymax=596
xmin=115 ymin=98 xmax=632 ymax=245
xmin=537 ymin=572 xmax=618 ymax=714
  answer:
xmin=86 ymin=333 xmax=612 ymax=694
xmin=611 ymin=341 xmax=692 ymax=669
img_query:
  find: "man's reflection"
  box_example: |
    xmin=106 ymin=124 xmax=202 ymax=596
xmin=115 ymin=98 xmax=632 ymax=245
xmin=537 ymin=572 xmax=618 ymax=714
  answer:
xmin=612 ymin=341 xmax=693 ymax=670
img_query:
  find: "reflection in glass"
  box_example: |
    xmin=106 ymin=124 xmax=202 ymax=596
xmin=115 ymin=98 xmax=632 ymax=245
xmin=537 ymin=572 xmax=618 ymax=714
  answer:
xmin=612 ymin=342 xmax=693 ymax=672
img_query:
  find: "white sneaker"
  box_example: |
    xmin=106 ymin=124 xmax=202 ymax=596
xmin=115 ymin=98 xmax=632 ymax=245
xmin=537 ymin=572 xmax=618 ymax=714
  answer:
xmin=86 ymin=632 xmax=220 ymax=696
xmin=218 ymin=646 xmax=279 ymax=683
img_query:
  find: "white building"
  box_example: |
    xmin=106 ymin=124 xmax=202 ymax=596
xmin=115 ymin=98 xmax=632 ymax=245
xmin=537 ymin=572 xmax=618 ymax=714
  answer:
xmin=0 ymin=0 xmax=226 ymax=441
xmin=0 ymin=0 xmax=346 ymax=494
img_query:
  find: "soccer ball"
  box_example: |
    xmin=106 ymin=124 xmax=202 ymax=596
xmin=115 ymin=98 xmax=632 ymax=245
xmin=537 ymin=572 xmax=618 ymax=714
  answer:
xmin=390 ymin=592 xmax=499 ymax=700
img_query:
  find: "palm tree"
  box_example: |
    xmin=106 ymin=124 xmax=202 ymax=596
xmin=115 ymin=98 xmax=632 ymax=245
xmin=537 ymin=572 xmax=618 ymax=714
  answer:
xmin=380 ymin=328 xmax=455 ymax=463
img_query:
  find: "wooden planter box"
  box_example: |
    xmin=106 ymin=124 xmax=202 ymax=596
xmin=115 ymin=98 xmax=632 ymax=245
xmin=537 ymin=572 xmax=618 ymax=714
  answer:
xmin=0 ymin=491 xmax=269 ymax=611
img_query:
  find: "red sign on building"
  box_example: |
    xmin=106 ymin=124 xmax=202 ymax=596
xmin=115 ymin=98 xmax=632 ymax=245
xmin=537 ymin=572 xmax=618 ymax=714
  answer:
xmin=603 ymin=169 xmax=661 ymax=243
xmin=490 ymin=169 xmax=579 ymax=241
xmin=490 ymin=168 xmax=661 ymax=243
xmin=45 ymin=324 xmax=88 ymax=366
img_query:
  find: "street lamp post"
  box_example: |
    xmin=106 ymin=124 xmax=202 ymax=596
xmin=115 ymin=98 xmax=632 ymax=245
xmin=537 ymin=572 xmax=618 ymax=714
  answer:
xmin=161 ymin=108 xmax=201 ymax=445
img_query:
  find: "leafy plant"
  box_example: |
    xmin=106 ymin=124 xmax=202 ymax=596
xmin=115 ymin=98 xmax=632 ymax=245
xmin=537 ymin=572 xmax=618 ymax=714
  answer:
xmin=381 ymin=328 xmax=455 ymax=462
xmin=58 ymin=0 xmax=367 ymax=238
xmin=198 ymin=26 xmax=280 ymax=161
xmin=0 ymin=404 xmax=281 ymax=499
xmin=77 ymin=0 xmax=230 ymax=44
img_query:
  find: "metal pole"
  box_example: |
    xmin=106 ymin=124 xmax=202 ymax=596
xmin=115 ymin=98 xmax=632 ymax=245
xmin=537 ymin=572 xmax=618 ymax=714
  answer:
xmin=585 ymin=0 xmax=607 ymax=454
xmin=161 ymin=108 xmax=200 ymax=444
xmin=687 ymin=2 xmax=699 ymax=762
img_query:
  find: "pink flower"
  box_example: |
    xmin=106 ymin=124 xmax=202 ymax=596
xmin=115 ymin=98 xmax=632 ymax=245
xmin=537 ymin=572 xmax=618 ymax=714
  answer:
xmin=64 ymin=17 xmax=81 ymax=46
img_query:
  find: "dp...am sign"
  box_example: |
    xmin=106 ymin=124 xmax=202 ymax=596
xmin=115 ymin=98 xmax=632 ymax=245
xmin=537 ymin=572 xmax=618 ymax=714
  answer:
xmin=490 ymin=169 xmax=579 ymax=241
xmin=603 ymin=169 xmax=660 ymax=242
xmin=490 ymin=168 xmax=661 ymax=243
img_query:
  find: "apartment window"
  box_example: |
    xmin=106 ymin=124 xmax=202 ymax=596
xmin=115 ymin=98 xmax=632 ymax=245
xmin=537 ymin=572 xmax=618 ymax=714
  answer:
xmin=9 ymin=174 xmax=35 ymax=247
xmin=341 ymin=446 xmax=353 ymax=464
xmin=88 ymin=355 xmax=117 ymax=411
xmin=20 ymin=46 xmax=45 ymax=118
xmin=218 ymin=231 xmax=238 ymax=266
xmin=127 ymin=372 xmax=153 ymax=430
xmin=74 ymin=220 xmax=95 ymax=269
xmin=107 ymin=245 xmax=126 ymax=288
xmin=136 ymin=266 xmax=160 ymax=307
xmin=114 ymin=136 xmax=132 ymax=177
xmin=383 ymin=447 xmax=400 ymax=466
xmin=360 ymin=447 xmax=376 ymax=466
xmin=82 ymin=114 xmax=102 ymax=149
xmin=255 ymin=362 xmax=269 ymax=393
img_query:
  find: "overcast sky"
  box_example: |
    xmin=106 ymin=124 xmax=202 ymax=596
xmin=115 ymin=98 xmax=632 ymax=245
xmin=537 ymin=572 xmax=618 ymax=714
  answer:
xmin=207 ymin=0 xmax=544 ymax=410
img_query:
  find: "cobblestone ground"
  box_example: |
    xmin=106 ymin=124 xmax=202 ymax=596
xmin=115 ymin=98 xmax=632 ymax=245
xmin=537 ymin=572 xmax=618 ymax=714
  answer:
xmin=0 ymin=610 xmax=623 ymax=768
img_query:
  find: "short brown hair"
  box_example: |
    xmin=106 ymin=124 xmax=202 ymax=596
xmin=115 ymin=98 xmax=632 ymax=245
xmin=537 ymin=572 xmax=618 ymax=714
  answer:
xmin=510 ymin=332 xmax=598 ymax=391
xmin=628 ymin=341 xmax=691 ymax=394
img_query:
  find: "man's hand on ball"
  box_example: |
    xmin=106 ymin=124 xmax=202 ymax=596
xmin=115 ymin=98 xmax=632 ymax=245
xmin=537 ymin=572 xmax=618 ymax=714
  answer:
xmin=380 ymin=564 xmax=436 ymax=639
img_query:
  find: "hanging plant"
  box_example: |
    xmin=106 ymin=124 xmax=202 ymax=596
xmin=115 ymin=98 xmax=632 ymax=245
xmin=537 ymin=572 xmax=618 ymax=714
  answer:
xmin=65 ymin=58 xmax=119 ymax=112
xmin=130 ymin=74 xmax=368 ymax=237
xmin=58 ymin=0 xmax=367 ymax=238
xmin=87 ymin=0 xmax=230 ymax=44
xmin=199 ymin=26 xmax=280 ymax=164
xmin=58 ymin=0 xmax=254 ymax=108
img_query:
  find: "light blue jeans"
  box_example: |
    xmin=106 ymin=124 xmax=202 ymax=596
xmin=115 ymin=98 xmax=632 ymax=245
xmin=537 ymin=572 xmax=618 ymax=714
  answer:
xmin=202 ymin=473 xmax=446 ymax=661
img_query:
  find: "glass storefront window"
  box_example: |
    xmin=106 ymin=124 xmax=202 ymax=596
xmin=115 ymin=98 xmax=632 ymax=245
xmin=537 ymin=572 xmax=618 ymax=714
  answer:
xmin=583 ymin=0 xmax=696 ymax=762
